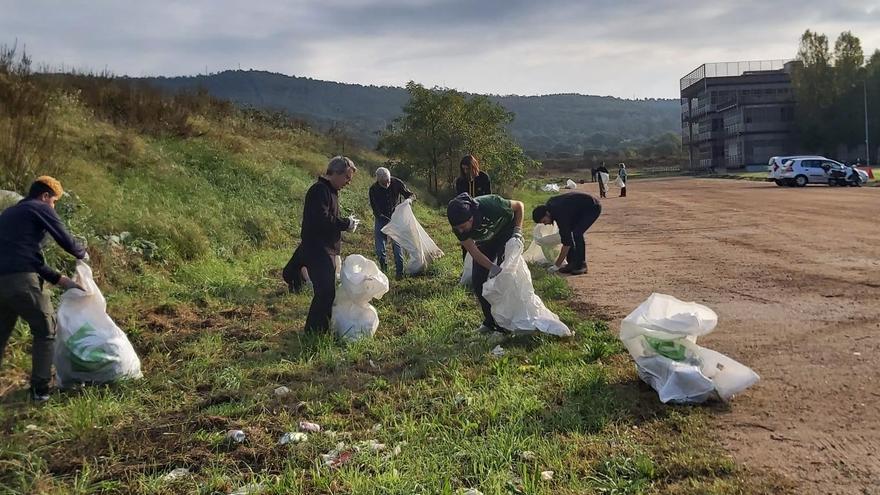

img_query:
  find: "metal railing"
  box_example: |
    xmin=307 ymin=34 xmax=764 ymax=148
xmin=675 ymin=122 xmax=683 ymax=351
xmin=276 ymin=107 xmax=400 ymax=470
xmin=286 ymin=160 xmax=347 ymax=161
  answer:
xmin=681 ymin=59 xmax=790 ymax=92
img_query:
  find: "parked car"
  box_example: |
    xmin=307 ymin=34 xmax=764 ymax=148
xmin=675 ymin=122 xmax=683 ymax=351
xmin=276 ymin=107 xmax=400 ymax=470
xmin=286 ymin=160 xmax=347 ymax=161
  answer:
xmin=767 ymin=156 xmax=869 ymax=187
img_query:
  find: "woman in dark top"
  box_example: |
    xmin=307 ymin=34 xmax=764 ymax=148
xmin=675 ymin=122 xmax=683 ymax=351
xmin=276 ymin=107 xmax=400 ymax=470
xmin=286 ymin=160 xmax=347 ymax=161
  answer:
xmin=455 ymin=155 xmax=491 ymax=197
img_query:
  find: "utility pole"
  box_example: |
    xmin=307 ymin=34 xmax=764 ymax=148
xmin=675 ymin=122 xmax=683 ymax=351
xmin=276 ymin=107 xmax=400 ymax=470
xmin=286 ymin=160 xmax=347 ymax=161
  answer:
xmin=864 ymin=80 xmax=871 ymax=166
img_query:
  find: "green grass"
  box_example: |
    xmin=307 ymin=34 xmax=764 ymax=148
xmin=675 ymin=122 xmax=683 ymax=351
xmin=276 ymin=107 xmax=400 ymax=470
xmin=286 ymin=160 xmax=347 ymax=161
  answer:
xmin=0 ymin=94 xmax=789 ymax=494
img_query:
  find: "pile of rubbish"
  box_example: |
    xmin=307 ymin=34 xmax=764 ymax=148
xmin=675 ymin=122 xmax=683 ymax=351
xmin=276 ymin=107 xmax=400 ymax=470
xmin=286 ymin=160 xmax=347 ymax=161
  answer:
xmin=381 ymin=198 xmax=444 ymax=275
xmin=619 ymin=293 xmax=759 ymax=403
xmin=331 ymin=255 xmax=390 ymax=341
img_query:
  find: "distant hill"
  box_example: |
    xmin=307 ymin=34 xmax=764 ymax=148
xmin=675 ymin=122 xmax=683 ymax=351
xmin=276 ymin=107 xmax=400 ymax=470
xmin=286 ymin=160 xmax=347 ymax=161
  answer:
xmin=142 ymin=70 xmax=681 ymax=156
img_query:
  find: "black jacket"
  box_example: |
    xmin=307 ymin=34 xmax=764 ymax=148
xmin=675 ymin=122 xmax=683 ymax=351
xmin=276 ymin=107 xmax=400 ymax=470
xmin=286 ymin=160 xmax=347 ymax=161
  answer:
xmin=0 ymin=198 xmax=86 ymax=284
xmin=546 ymin=192 xmax=601 ymax=247
xmin=454 ymin=171 xmax=491 ymax=198
xmin=369 ymin=177 xmax=413 ymax=221
xmin=300 ymin=177 xmax=351 ymax=256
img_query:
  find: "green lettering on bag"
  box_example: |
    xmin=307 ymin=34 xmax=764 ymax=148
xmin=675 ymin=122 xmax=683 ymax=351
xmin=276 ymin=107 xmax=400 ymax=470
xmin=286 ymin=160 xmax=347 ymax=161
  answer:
xmin=644 ymin=336 xmax=688 ymax=361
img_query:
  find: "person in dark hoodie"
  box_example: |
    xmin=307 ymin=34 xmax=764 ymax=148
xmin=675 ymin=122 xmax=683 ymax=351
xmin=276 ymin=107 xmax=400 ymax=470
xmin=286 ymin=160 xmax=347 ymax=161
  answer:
xmin=447 ymin=192 xmax=524 ymax=333
xmin=283 ymin=157 xmax=358 ymax=332
xmin=532 ymin=191 xmax=602 ymax=275
xmin=0 ymin=176 xmax=87 ymax=402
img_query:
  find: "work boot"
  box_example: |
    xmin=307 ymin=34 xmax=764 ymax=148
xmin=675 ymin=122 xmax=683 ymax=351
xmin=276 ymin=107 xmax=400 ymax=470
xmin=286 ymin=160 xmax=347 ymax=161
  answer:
xmin=557 ymin=264 xmax=574 ymax=274
xmin=569 ymin=266 xmax=588 ymax=275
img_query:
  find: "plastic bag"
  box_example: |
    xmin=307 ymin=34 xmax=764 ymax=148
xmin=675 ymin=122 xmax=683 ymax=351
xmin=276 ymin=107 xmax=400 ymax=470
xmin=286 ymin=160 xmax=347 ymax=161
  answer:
xmin=619 ymin=293 xmax=759 ymax=403
xmin=331 ymin=255 xmax=390 ymax=341
xmin=564 ymin=179 xmax=577 ymax=189
xmin=381 ymin=199 xmax=444 ymax=275
xmin=522 ymin=224 xmax=562 ymax=265
xmin=598 ymin=172 xmax=609 ymax=187
xmin=541 ymin=183 xmax=560 ymax=193
xmin=460 ymin=252 xmax=473 ymax=286
xmin=615 ymin=176 xmax=626 ymax=188
xmin=482 ymin=238 xmax=573 ymax=337
xmin=54 ymin=261 xmax=142 ymax=388
xmin=0 ymin=190 xmax=23 ymax=211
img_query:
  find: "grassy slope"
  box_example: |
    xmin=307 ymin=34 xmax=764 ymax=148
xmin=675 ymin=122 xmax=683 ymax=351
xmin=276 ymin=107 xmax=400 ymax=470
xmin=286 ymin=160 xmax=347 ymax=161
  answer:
xmin=0 ymin=94 xmax=787 ymax=495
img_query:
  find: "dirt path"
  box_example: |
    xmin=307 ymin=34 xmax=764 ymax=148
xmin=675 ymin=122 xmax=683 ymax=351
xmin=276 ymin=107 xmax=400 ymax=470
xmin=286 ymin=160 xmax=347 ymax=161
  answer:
xmin=566 ymin=178 xmax=880 ymax=494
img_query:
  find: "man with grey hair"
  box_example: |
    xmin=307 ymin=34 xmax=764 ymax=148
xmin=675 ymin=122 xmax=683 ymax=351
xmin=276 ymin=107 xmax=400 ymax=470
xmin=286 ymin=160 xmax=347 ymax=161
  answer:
xmin=283 ymin=156 xmax=358 ymax=332
xmin=368 ymin=166 xmax=413 ymax=278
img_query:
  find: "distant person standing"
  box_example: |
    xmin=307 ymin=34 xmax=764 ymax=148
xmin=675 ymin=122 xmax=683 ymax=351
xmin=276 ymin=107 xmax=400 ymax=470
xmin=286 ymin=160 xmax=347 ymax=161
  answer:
xmin=0 ymin=176 xmax=87 ymax=402
xmin=369 ymin=167 xmax=413 ymax=279
xmin=596 ymin=162 xmax=609 ymax=198
xmin=284 ymin=156 xmax=358 ymax=332
xmin=455 ymin=155 xmax=491 ymax=198
xmin=618 ymin=163 xmax=628 ymax=197
xmin=532 ymin=191 xmax=602 ymax=275
xmin=590 ymin=167 xmax=597 ymax=182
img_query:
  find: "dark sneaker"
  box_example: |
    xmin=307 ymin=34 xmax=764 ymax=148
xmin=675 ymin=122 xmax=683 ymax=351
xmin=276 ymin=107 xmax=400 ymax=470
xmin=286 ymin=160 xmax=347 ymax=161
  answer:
xmin=476 ymin=324 xmax=495 ymax=334
xmin=557 ymin=264 xmax=573 ymax=274
xmin=570 ymin=266 xmax=588 ymax=275
xmin=30 ymin=386 xmax=51 ymax=404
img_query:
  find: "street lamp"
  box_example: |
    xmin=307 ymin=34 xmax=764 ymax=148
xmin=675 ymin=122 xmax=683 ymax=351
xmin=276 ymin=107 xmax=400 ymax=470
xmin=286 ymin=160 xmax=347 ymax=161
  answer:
xmin=863 ymin=80 xmax=871 ymax=167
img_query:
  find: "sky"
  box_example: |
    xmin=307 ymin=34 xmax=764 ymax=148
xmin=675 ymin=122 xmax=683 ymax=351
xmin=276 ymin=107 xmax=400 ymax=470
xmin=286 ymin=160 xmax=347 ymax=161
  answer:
xmin=3 ymin=0 xmax=879 ymax=99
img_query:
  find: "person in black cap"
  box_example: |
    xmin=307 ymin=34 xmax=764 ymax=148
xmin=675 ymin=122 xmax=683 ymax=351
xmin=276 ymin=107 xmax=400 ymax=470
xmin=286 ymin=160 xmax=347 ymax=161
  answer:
xmin=447 ymin=192 xmax=524 ymax=333
xmin=532 ymin=191 xmax=602 ymax=275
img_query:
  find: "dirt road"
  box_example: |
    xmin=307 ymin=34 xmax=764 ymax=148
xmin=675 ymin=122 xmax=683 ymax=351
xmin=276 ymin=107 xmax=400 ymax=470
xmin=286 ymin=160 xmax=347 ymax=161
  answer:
xmin=567 ymin=178 xmax=880 ymax=494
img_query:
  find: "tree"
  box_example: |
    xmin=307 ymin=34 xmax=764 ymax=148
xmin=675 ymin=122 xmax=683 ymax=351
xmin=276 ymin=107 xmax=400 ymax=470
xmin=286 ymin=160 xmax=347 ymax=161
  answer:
xmin=378 ymin=82 xmax=537 ymax=194
xmin=792 ymin=30 xmax=834 ymax=152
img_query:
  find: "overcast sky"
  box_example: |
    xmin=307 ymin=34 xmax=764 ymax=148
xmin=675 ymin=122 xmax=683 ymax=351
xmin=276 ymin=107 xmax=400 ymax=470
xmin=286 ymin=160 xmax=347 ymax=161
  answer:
xmin=3 ymin=1 xmax=879 ymax=98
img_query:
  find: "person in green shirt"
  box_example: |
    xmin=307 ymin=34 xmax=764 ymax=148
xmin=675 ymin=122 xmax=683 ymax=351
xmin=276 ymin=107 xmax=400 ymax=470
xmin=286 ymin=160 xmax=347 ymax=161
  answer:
xmin=447 ymin=193 xmax=524 ymax=333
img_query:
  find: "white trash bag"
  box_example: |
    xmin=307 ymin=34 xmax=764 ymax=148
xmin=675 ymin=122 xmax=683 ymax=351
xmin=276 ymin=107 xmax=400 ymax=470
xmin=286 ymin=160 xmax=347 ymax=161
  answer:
xmin=381 ymin=199 xmax=444 ymax=275
xmin=522 ymin=224 xmax=562 ymax=265
xmin=598 ymin=172 xmax=609 ymax=189
xmin=619 ymin=293 xmax=759 ymax=403
xmin=1 ymin=190 xmax=23 ymax=211
xmin=615 ymin=176 xmax=626 ymax=188
xmin=460 ymin=252 xmax=473 ymax=286
xmin=332 ymin=255 xmax=390 ymax=341
xmin=482 ymin=238 xmax=573 ymax=337
xmin=541 ymin=183 xmax=560 ymax=193
xmin=54 ymin=261 xmax=142 ymax=388
xmin=564 ymin=179 xmax=577 ymax=189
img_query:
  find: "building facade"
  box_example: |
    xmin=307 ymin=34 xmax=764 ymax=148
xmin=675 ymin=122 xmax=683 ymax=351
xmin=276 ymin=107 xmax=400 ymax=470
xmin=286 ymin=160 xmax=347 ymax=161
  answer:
xmin=680 ymin=60 xmax=800 ymax=170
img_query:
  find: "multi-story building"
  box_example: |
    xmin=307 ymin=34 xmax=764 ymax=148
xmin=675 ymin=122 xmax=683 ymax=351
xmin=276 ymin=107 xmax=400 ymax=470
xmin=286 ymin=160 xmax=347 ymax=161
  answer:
xmin=680 ymin=60 xmax=800 ymax=170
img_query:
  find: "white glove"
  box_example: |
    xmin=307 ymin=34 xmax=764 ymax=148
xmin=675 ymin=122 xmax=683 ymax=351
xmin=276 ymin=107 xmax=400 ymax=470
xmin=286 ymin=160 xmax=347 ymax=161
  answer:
xmin=548 ymin=264 xmax=561 ymax=273
xmin=347 ymin=216 xmax=360 ymax=233
xmin=488 ymin=263 xmax=502 ymax=279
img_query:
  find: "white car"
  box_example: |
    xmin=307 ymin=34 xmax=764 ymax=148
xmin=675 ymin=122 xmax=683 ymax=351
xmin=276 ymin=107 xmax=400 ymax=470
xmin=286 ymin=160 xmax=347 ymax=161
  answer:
xmin=767 ymin=156 xmax=869 ymax=187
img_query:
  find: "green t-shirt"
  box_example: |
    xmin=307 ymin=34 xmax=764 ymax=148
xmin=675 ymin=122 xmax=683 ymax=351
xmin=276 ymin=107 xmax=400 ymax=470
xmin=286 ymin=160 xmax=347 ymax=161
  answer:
xmin=455 ymin=194 xmax=514 ymax=243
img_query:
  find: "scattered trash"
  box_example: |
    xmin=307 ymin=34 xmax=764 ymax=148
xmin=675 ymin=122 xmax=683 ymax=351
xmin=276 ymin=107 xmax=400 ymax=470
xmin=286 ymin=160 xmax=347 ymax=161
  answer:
xmin=226 ymin=429 xmax=246 ymax=443
xmin=321 ymin=442 xmax=354 ymax=469
xmin=491 ymin=345 xmax=506 ymax=357
xmin=229 ymin=483 xmax=265 ymax=495
xmin=364 ymin=439 xmax=386 ymax=451
xmin=389 ymin=442 xmax=406 ymax=458
xmin=482 ymin=239 xmax=573 ymax=337
xmin=541 ymin=470 xmax=554 ymax=481
xmin=453 ymin=394 xmax=471 ymax=407
xmin=279 ymin=432 xmax=308 ymax=445
xmin=368 ymin=359 xmax=379 ymax=369
xmin=299 ymin=421 xmax=322 ymax=433
xmin=331 ymin=255 xmax=390 ymax=341
xmin=162 ymin=468 xmax=190 ymax=481
xmin=24 ymin=424 xmax=38 ymax=432
xmin=541 ymin=183 xmax=560 ymax=193
xmin=370 ymin=423 xmax=383 ymax=432
xmin=273 ymin=386 xmax=290 ymax=397
xmin=459 ymin=489 xmax=484 ymax=495
xmin=854 ymin=352 xmax=862 ymax=356
xmin=564 ymin=179 xmax=577 ymax=189
xmin=619 ymin=293 xmax=760 ymax=403
xmin=381 ymin=198 xmax=445 ymax=274
xmin=520 ymin=450 xmax=536 ymax=461
xmin=54 ymin=261 xmax=143 ymax=388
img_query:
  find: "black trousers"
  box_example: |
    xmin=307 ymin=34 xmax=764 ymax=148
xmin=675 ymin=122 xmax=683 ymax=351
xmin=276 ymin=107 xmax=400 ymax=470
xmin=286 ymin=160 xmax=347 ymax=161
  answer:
xmin=564 ymin=203 xmax=602 ymax=269
xmin=0 ymin=273 xmax=55 ymax=390
xmin=471 ymin=230 xmax=512 ymax=329
xmin=286 ymin=245 xmax=336 ymax=332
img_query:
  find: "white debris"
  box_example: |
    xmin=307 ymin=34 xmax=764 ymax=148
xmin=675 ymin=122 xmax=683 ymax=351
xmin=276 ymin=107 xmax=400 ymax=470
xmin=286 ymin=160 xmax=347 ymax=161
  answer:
xmin=364 ymin=439 xmax=386 ymax=451
xmin=24 ymin=424 xmax=39 ymax=431
xmin=279 ymin=432 xmax=308 ymax=445
xmin=491 ymin=345 xmax=506 ymax=357
xmin=299 ymin=420 xmax=322 ymax=433
xmin=370 ymin=423 xmax=383 ymax=432
xmin=274 ymin=386 xmax=291 ymax=397
xmin=459 ymin=489 xmax=484 ymax=495
xmin=162 ymin=468 xmax=190 ymax=481
xmin=520 ymin=450 xmax=536 ymax=461
xmin=541 ymin=470 xmax=554 ymax=481
xmin=230 ymin=483 xmax=265 ymax=495
xmin=226 ymin=429 xmax=246 ymax=443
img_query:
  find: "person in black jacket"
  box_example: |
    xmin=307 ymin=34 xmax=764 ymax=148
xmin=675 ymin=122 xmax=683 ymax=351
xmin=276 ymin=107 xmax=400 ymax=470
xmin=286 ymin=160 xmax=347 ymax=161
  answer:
xmin=368 ymin=167 xmax=413 ymax=278
xmin=596 ymin=162 xmax=609 ymax=198
xmin=283 ymin=157 xmax=358 ymax=332
xmin=454 ymin=155 xmax=491 ymax=197
xmin=0 ymin=176 xmax=87 ymax=402
xmin=532 ymin=191 xmax=602 ymax=275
